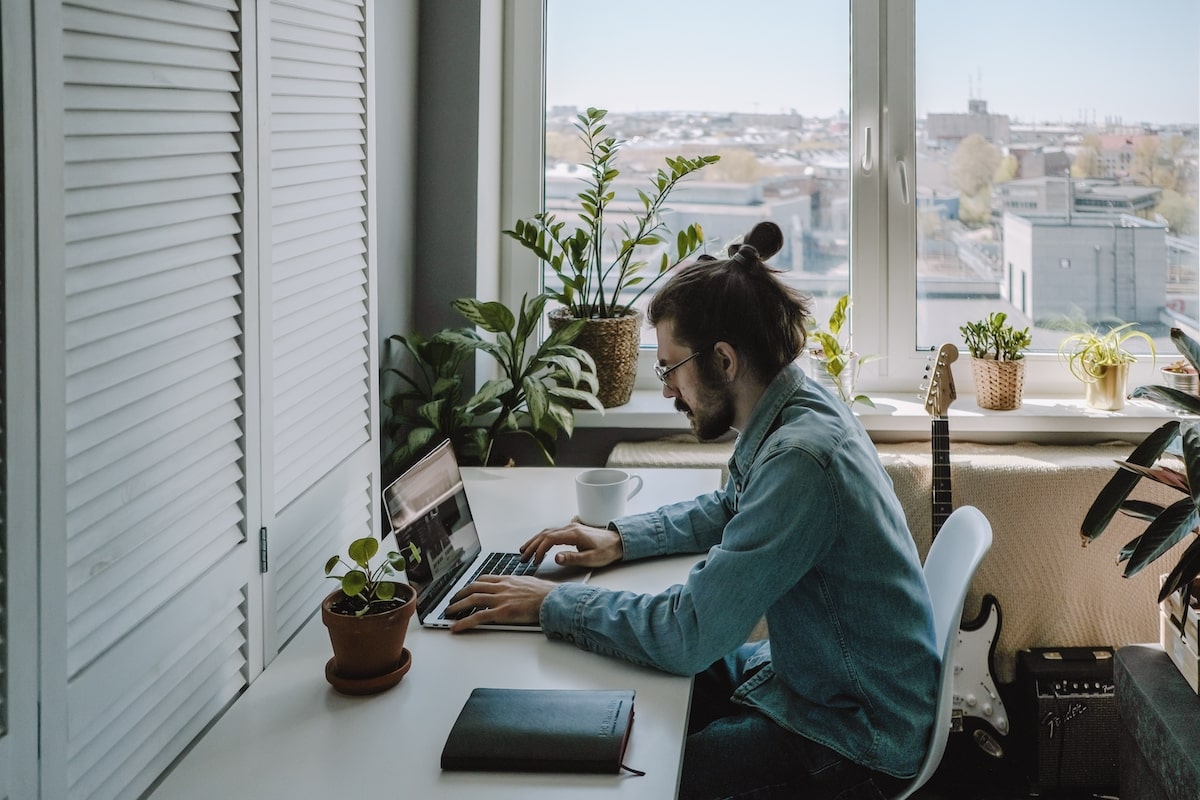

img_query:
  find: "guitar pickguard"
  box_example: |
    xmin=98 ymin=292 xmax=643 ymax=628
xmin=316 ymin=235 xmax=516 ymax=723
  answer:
xmin=950 ymin=593 xmax=1009 ymax=757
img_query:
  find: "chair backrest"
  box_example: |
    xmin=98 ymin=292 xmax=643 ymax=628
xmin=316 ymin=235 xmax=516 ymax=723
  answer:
xmin=890 ymin=505 xmax=993 ymax=800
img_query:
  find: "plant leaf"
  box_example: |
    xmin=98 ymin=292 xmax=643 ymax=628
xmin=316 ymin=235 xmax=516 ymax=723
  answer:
xmin=1131 ymin=384 xmax=1200 ymax=416
xmin=1113 ymin=460 xmax=1190 ymax=493
xmin=1120 ymin=498 xmax=1169 ymax=522
xmin=1159 ymin=534 xmax=1200 ymax=601
xmin=1081 ymin=420 xmax=1180 ymax=545
xmin=1171 ymin=327 xmax=1200 ymax=373
xmin=1123 ymin=498 xmax=1200 ymax=578
xmin=341 ymin=569 xmax=367 ymax=597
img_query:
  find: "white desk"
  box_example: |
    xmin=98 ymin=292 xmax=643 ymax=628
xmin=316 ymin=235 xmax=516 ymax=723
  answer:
xmin=151 ymin=467 xmax=722 ymax=800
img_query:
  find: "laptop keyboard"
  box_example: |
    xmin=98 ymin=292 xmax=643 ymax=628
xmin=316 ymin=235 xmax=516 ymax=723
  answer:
xmin=439 ymin=552 xmax=538 ymax=620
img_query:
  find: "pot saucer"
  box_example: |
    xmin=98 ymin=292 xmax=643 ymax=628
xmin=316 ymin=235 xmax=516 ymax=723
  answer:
xmin=325 ymin=648 xmax=411 ymax=695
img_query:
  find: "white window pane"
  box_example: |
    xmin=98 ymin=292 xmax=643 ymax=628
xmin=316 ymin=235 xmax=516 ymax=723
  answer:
xmin=545 ymin=0 xmax=851 ymax=346
xmin=916 ymin=0 xmax=1199 ymax=358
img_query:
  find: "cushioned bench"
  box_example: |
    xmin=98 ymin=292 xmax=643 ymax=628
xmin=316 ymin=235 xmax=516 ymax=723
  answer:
xmin=1115 ymin=644 xmax=1200 ymax=800
xmin=609 ymin=435 xmax=1178 ymax=683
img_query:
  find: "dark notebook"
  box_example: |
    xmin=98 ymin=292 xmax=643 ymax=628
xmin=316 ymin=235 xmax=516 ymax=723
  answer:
xmin=440 ymin=688 xmax=636 ymax=774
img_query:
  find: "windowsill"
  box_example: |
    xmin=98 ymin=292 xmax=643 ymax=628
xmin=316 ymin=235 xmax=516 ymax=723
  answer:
xmin=573 ymin=390 xmax=1188 ymax=445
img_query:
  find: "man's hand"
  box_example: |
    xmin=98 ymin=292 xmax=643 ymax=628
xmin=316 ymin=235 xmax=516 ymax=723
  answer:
xmin=447 ymin=575 xmax=556 ymax=632
xmin=520 ymin=521 xmax=625 ymax=568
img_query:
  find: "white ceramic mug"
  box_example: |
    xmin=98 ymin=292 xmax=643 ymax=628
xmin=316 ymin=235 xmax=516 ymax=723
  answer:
xmin=575 ymin=469 xmax=644 ymax=526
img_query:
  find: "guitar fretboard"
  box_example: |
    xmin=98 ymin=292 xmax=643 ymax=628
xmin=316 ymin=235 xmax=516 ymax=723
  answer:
xmin=931 ymin=416 xmax=952 ymax=537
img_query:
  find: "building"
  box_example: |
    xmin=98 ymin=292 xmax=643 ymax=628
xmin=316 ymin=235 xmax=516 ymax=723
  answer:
xmin=926 ymin=99 xmax=1011 ymax=147
xmin=1002 ymin=212 xmax=1167 ymax=325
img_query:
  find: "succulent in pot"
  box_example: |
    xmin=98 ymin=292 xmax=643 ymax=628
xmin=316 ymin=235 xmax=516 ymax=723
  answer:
xmin=959 ymin=312 xmax=1032 ymax=410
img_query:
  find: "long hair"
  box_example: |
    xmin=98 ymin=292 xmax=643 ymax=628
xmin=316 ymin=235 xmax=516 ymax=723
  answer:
xmin=647 ymin=221 xmax=811 ymax=381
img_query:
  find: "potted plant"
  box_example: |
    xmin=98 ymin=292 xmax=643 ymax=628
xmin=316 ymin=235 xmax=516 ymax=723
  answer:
xmin=1082 ymin=328 xmax=1200 ymax=678
xmin=1058 ymin=321 xmax=1156 ymax=411
xmin=321 ymin=536 xmax=422 ymax=695
xmin=806 ymin=293 xmax=879 ymax=407
xmin=381 ymin=293 xmax=601 ymax=484
xmin=504 ymin=107 xmax=719 ymax=407
xmin=959 ymin=312 xmax=1032 ymax=410
xmin=1161 ymin=359 xmax=1199 ymax=394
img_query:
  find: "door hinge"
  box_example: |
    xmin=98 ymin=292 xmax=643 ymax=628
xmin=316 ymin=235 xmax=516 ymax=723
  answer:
xmin=259 ymin=526 xmax=269 ymax=573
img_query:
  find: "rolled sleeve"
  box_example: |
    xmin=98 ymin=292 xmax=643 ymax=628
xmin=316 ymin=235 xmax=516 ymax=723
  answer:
xmin=539 ymin=582 xmax=599 ymax=641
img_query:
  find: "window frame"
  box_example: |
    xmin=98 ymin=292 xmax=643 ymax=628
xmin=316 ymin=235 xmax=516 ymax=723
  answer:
xmin=501 ymin=0 xmax=1176 ymax=402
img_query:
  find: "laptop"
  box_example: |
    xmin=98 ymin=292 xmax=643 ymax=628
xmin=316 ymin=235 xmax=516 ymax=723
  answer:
xmin=383 ymin=439 xmax=589 ymax=630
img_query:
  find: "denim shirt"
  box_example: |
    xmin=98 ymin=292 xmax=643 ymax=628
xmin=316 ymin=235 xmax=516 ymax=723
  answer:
xmin=539 ymin=363 xmax=938 ymax=778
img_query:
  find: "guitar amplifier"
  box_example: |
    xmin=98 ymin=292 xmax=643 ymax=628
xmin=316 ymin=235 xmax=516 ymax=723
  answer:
xmin=1014 ymin=646 xmax=1119 ymax=792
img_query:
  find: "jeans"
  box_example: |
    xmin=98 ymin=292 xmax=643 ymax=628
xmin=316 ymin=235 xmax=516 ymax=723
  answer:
xmin=679 ymin=645 xmax=908 ymax=800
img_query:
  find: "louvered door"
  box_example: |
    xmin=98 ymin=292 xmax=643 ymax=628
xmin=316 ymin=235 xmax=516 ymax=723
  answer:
xmin=259 ymin=0 xmax=378 ymax=658
xmin=2 ymin=1 xmax=40 ymax=794
xmin=55 ymin=2 xmax=258 ymax=798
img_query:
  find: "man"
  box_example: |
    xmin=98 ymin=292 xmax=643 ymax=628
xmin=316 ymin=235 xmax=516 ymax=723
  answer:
xmin=447 ymin=222 xmax=938 ymax=800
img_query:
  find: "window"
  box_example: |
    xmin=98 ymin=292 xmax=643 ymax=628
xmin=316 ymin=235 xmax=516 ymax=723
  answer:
xmin=509 ymin=0 xmax=1199 ymax=397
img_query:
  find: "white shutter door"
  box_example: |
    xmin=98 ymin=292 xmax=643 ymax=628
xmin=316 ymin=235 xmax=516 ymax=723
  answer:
xmin=60 ymin=2 xmax=256 ymax=798
xmin=262 ymin=0 xmax=378 ymax=655
xmin=3 ymin=0 xmax=39 ymax=794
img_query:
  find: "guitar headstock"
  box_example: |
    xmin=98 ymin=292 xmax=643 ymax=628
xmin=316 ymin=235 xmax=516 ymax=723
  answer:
xmin=923 ymin=343 xmax=959 ymax=418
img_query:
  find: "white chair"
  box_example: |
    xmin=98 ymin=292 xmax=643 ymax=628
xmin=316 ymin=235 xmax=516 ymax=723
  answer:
xmin=889 ymin=505 xmax=994 ymax=800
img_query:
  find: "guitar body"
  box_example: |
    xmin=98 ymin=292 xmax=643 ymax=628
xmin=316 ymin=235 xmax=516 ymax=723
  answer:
xmin=951 ymin=593 xmax=1009 ymax=756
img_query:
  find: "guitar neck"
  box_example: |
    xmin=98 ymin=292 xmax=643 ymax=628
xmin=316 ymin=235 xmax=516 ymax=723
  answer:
xmin=931 ymin=416 xmax=952 ymax=538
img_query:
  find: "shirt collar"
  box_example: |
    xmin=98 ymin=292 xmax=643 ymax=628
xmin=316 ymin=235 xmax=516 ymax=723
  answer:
xmin=731 ymin=362 xmax=805 ymax=477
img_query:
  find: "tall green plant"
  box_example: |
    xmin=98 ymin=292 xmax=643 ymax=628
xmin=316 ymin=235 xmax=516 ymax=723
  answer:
xmin=380 ymin=293 xmax=600 ymax=480
xmin=1082 ymin=328 xmax=1200 ymax=608
xmin=504 ymin=107 xmax=719 ymax=319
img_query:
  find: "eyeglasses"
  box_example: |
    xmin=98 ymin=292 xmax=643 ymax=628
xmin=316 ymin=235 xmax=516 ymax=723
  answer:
xmin=654 ymin=349 xmax=706 ymax=385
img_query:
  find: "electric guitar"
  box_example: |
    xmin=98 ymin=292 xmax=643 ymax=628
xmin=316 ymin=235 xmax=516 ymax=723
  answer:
xmin=922 ymin=343 xmax=1010 ymax=761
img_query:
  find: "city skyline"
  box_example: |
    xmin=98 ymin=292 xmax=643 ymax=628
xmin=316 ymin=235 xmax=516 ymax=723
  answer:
xmin=547 ymin=0 xmax=1200 ymax=126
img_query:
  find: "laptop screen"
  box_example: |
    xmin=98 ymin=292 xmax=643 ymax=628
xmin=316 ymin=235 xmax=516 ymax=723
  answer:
xmin=383 ymin=440 xmax=483 ymax=619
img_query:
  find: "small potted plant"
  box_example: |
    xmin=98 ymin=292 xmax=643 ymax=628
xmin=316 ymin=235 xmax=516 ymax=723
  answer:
xmin=1161 ymin=359 xmax=1199 ymax=394
xmin=806 ymin=293 xmax=880 ymax=407
xmin=504 ymin=107 xmax=719 ymax=407
xmin=959 ymin=311 xmax=1032 ymax=410
xmin=321 ymin=536 xmax=422 ymax=695
xmin=1081 ymin=328 xmax=1200 ymax=683
xmin=1058 ymin=321 xmax=1156 ymax=411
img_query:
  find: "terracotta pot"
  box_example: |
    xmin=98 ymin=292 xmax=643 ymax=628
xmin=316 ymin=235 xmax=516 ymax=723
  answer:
xmin=549 ymin=307 xmax=641 ymax=408
xmin=321 ymin=584 xmax=415 ymax=682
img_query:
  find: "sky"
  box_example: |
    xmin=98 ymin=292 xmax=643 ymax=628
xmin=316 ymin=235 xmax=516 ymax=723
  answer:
xmin=545 ymin=0 xmax=1200 ymax=126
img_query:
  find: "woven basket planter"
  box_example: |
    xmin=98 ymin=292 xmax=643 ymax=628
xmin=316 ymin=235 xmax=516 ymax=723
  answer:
xmin=549 ymin=307 xmax=641 ymax=408
xmin=971 ymin=357 xmax=1025 ymax=410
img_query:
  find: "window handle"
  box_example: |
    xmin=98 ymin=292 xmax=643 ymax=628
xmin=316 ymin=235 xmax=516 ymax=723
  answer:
xmin=897 ymin=158 xmax=910 ymax=205
xmin=861 ymin=127 xmax=874 ymax=174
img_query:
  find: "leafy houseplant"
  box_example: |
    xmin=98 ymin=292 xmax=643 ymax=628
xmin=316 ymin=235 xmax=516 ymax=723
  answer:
xmin=959 ymin=312 xmax=1033 ymax=410
xmin=806 ymin=294 xmax=879 ymax=407
xmin=504 ymin=107 xmax=719 ymax=407
xmin=380 ymin=293 xmax=600 ymax=483
xmin=321 ymin=536 xmax=422 ymax=694
xmin=1082 ymin=328 xmax=1200 ymax=635
xmin=1058 ymin=321 xmax=1156 ymax=411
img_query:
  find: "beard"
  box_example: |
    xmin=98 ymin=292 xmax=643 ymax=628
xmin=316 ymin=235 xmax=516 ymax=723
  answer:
xmin=676 ymin=381 xmax=735 ymax=441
